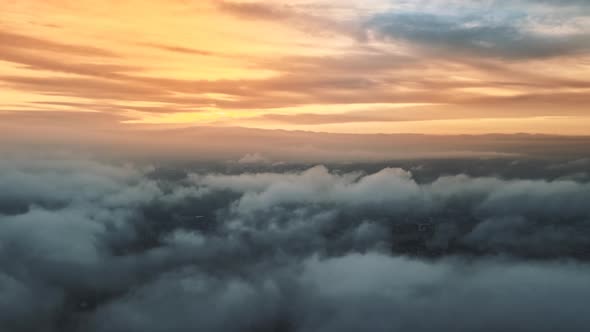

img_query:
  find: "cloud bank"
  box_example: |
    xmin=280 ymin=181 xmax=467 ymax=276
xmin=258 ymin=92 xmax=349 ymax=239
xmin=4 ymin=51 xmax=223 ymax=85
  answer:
xmin=1 ymin=154 xmax=589 ymax=331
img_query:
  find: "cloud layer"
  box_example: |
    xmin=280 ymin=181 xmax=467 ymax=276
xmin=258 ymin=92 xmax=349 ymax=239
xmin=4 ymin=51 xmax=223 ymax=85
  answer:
xmin=1 ymin=154 xmax=589 ymax=331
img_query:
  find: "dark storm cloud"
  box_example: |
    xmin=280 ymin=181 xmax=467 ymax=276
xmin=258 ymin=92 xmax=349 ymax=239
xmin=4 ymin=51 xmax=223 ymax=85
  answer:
xmin=367 ymin=12 xmax=590 ymax=59
xmin=1 ymin=155 xmax=590 ymax=331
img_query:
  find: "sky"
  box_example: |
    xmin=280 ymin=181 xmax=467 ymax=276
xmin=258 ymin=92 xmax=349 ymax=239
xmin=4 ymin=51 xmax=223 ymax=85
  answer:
xmin=1 ymin=0 xmax=590 ymax=135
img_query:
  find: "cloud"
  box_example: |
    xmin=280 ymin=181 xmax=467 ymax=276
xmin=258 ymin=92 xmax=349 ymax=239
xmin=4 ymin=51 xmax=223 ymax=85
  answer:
xmin=2 ymin=26 xmax=589 ymax=124
xmin=189 ymin=165 xmax=590 ymax=259
xmin=0 ymin=30 xmax=117 ymax=57
xmin=367 ymin=12 xmax=590 ymax=59
xmin=1 ymin=153 xmax=590 ymax=331
xmin=1 ymin=0 xmax=589 ymax=130
xmin=217 ymin=1 xmax=292 ymax=20
xmin=140 ymin=43 xmax=216 ymax=56
xmin=258 ymin=111 xmax=399 ymax=125
xmin=0 ymin=48 xmax=139 ymax=78
xmin=217 ymin=1 xmax=366 ymax=40
xmin=0 ymin=29 xmax=139 ymax=81
xmin=0 ymin=111 xmax=129 ymax=128
xmin=293 ymin=254 xmax=590 ymax=332
xmin=2 ymin=16 xmax=589 ymax=332
xmin=73 ymin=255 xmax=590 ymax=332
xmin=254 ymin=103 xmax=590 ymax=125
xmin=531 ymin=0 xmax=590 ymax=7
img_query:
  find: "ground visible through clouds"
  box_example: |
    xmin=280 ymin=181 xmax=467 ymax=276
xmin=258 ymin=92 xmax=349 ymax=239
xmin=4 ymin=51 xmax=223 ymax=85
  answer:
xmin=1 ymin=142 xmax=590 ymax=332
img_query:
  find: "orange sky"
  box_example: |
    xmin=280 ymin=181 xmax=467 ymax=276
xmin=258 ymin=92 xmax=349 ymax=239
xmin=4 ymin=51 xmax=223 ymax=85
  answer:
xmin=1 ymin=0 xmax=589 ymax=135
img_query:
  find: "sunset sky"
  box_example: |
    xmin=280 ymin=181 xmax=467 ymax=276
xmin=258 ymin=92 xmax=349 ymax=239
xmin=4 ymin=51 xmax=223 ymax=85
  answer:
xmin=1 ymin=0 xmax=590 ymax=135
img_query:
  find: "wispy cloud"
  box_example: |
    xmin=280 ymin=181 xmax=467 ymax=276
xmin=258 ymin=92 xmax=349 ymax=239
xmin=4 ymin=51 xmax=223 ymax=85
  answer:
xmin=0 ymin=30 xmax=117 ymax=57
xmin=367 ymin=12 xmax=590 ymax=59
xmin=0 ymin=0 xmax=589 ymax=134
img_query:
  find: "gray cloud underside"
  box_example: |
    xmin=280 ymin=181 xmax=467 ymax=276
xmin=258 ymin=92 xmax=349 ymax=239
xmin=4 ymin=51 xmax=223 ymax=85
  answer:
xmin=368 ymin=12 xmax=590 ymax=59
xmin=1 ymin=155 xmax=590 ymax=331
xmin=218 ymin=1 xmax=590 ymax=60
